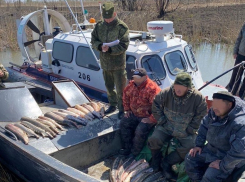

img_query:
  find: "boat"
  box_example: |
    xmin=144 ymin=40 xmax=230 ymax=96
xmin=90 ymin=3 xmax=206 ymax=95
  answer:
xmin=7 ymin=4 xmax=226 ymax=104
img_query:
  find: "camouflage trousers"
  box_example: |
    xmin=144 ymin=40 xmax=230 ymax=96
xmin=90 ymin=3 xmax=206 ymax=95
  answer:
xmin=120 ymin=114 xmax=155 ymax=156
xmin=148 ymin=126 xmax=195 ymax=164
xmin=103 ymin=69 xmax=126 ymax=112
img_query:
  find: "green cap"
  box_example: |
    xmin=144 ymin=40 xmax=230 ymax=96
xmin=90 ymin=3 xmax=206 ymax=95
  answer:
xmin=174 ymin=72 xmax=192 ymax=88
xmin=102 ymin=2 xmax=114 ymax=19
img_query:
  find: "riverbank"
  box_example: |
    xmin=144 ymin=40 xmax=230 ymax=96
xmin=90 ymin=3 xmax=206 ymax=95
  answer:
xmin=0 ymin=1 xmax=245 ymax=51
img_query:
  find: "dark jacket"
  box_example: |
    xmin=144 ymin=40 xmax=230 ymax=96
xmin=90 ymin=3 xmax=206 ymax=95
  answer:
xmin=196 ymin=97 xmax=245 ymax=174
xmin=152 ymin=86 xmax=207 ymax=138
xmin=233 ymin=22 xmax=245 ymax=56
xmin=91 ymin=17 xmax=129 ymax=71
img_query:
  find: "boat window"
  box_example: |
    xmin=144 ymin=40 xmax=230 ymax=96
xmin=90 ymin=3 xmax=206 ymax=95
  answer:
xmin=53 ymin=41 xmax=73 ymax=63
xmin=141 ymin=55 xmax=166 ymax=80
xmin=126 ymin=55 xmax=136 ymax=79
xmin=76 ymin=46 xmax=100 ymax=71
xmin=184 ymin=45 xmax=197 ymax=70
xmin=165 ymin=51 xmax=187 ymax=75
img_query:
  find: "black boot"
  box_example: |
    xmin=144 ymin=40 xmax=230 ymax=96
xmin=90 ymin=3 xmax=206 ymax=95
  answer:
xmin=119 ymin=143 xmax=131 ymax=156
xmin=118 ymin=111 xmax=124 ymax=119
xmin=105 ymin=106 xmax=116 ymax=114
xmin=150 ymin=149 xmax=162 ymax=172
xmin=161 ymin=159 xmax=178 ymax=181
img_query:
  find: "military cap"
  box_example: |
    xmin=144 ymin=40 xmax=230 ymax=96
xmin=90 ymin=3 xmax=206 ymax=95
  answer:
xmin=213 ymin=91 xmax=235 ymax=103
xmin=102 ymin=2 xmax=114 ymax=19
xmin=174 ymin=72 xmax=192 ymax=88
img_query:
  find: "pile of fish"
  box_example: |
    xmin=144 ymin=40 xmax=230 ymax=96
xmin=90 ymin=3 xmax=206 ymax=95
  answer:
xmin=110 ymin=156 xmax=166 ymax=182
xmin=4 ymin=101 xmax=106 ymax=145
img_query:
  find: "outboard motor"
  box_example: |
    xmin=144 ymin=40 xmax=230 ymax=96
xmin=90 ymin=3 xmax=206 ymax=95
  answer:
xmin=51 ymin=59 xmax=61 ymax=74
xmin=53 ymin=27 xmax=61 ymax=37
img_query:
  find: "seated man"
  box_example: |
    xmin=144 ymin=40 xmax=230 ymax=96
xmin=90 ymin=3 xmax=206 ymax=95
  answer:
xmin=119 ymin=68 xmax=161 ymax=156
xmin=0 ymin=64 xmax=9 ymax=87
xmin=185 ymin=91 xmax=245 ymax=182
xmin=148 ymin=72 xmax=207 ymax=180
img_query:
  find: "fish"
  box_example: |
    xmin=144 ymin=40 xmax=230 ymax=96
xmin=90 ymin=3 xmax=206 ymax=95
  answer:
xmin=20 ymin=121 xmax=53 ymax=138
xmin=121 ymin=159 xmax=145 ymax=182
xmin=117 ymin=157 xmax=135 ymax=182
xmin=38 ymin=116 xmax=65 ymax=131
xmin=123 ymin=162 xmax=149 ymax=182
xmin=92 ymin=111 xmax=103 ymax=119
xmin=66 ymin=115 xmax=88 ymax=126
xmin=87 ymin=102 xmax=100 ymax=112
xmin=21 ymin=117 xmax=56 ymax=137
xmin=65 ymin=108 xmax=93 ymax=121
xmin=130 ymin=168 xmax=153 ymax=182
xmin=82 ymin=103 xmax=94 ymax=112
xmin=74 ymin=105 xmax=94 ymax=119
xmin=110 ymin=156 xmax=124 ymax=182
xmin=44 ymin=112 xmax=79 ymax=128
xmin=36 ymin=118 xmax=60 ymax=134
xmin=52 ymin=111 xmax=68 ymax=118
xmin=14 ymin=123 xmax=39 ymax=139
xmin=5 ymin=124 xmax=29 ymax=144
xmin=58 ymin=109 xmax=79 ymax=117
xmin=141 ymin=171 xmax=163 ymax=182
xmin=136 ymin=171 xmax=153 ymax=182
xmin=152 ymin=178 xmax=167 ymax=182
xmin=96 ymin=102 xmax=105 ymax=117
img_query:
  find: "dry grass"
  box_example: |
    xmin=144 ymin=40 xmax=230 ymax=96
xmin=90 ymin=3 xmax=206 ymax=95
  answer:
xmin=0 ymin=0 xmax=245 ymax=51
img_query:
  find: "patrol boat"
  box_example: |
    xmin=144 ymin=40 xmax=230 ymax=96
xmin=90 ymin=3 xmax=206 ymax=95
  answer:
xmin=9 ymin=6 xmax=226 ymax=104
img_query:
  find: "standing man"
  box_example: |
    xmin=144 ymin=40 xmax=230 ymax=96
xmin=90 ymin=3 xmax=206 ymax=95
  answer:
xmin=185 ymin=91 xmax=245 ymax=182
xmin=0 ymin=64 xmax=9 ymax=87
xmin=148 ymin=72 xmax=207 ymax=180
xmin=120 ymin=68 xmax=161 ymax=156
xmin=91 ymin=2 xmax=129 ymax=119
xmin=226 ymin=22 xmax=245 ymax=98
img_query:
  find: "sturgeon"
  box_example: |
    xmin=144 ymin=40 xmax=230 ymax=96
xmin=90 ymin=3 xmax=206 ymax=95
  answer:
xmin=141 ymin=171 xmax=163 ymax=182
xmin=121 ymin=159 xmax=145 ymax=182
xmin=110 ymin=156 xmax=123 ymax=182
xmin=117 ymin=157 xmax=135 ymax=182
xmin=38 ymin=116 xmax=65 ymax=131
xmin=74 ymin=105 xmax=94 ymax=118
xmin=5 ymin=124 xmax=29 ymax=144
xmin=14 ymin=123 xmax=39 ymax=139
xmin=87 ymin=102 xmax=100 ymax=112
xmin=82 ymin=103 xmax=94 ymax=112
xmin=21 ymin=117 xmax=56 ymax=137
xmin=67 ymin=107 xmax=93 ymax=120
xmin=130 ymin=168 xmax=153 ymax=182
xmin=36 ymin=118 xmax=60 ymax=134
xmin=44 ymin=112 xmax=79 ymax=128
xmin=124 ymin=162 xmax=149 ymax=182
xmin=21 ymin=121 xmax=53 ymax=138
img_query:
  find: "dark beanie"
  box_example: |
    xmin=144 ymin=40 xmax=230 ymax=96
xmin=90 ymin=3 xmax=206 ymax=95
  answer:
xmin=213 ymin=91 xmax=235 ymax=103
xmin=174 ymin=72 xmax=192 ymax=88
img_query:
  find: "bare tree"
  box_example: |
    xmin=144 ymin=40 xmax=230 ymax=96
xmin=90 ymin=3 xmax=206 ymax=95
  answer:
xmin=155 ymin=0 xmax=181 ymax=18
xmin=115 ymin=0 xmax=147 ymax=11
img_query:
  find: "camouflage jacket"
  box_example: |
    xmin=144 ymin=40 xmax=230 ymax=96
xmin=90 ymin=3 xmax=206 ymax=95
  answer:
xmin=196 ymin=97 xmax=245 ymax=174
xmin=234 ymin=22 xmax=245 ymax=56
xmin=152 ymin=86 xmax=207 ymax=138
xmin=123 ymin=77 xmax=161 ymax=123
xmin=91 ymin=17 xmax=129 ymax=71
xmin=0 ymin=64 xmax=9 ymax=82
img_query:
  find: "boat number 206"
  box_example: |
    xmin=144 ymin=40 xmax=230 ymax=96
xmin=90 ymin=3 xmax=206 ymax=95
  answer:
xmin=78 ymin=72 xmax=90 ymax=81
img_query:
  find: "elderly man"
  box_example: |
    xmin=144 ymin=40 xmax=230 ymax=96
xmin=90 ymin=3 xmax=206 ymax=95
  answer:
xmin=119 ymin=68 xmax=161 ymax=156
xmin=0 ymin=64 xmax=9 ymax=87
xmin=148 ymin=72 xmax=207 ymax=180
xmin=91 ymin=2 xmax=129 ymax=119
xmin=185 ymin=91 xmax=245 ymax=182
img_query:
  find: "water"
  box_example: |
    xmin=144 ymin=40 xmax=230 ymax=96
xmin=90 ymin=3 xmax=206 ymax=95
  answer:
xmin=0 ymin=42 xmax=235 ymax=87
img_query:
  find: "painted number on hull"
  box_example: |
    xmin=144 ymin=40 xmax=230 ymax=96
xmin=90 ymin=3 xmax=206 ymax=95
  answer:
xmin=78 ymin=72 xmax=90 ymax=81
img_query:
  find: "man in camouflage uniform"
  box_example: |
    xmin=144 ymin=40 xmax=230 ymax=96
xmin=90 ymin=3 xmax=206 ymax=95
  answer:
xmin=91 ymin=2 xmax=129 ymax=119
xmin=148 ymin=72 xmax=207 ymax=180
xmin=120 ymin=68 xmax=161 ymax=156
xmin=0 ymin=64 xmax=9 ymax=87
xmin=185 ymin=91 xmax=245 ymax=182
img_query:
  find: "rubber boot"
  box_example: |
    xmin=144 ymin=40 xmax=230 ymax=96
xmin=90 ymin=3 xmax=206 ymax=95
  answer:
xmin=150 ymin=149 xmax=162 ymax=172
xmin=119 ymin=143 xmax=131 ymax=156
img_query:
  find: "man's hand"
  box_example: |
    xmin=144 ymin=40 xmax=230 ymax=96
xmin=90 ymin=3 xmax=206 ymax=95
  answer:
xmin=209 ymin=160 xmax=221 ymax=169
xmin=189 ymin=147 xmax=202 ymax=157
xmin=141 ymin=118 xmax=152 ymax=123
xmin=102 ymin=45 xmax=109 ymax=52
xmin=0 ymin=70 xmax=4 ymax=78
xmin=234 ymin=54 xmax=237 ymax=59
xmin=124 ymin=111 xmax=132 ymax=118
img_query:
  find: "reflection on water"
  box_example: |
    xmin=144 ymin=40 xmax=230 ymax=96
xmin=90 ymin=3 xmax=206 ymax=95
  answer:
xmin=0 ymin=42 xmax=235 ymax=87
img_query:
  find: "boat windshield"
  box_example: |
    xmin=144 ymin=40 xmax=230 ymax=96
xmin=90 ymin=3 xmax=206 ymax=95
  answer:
xmin=165 ymin=51 xmax=187 ymax=75
xmin=141 ymin=55 xmax=166 ymax=80
xmin=184 ymin=45 xmax=197 ymax=70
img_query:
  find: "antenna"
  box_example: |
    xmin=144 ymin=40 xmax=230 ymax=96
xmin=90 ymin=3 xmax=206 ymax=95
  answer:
xmin=63 ymin=0 xmax=98 ymax=63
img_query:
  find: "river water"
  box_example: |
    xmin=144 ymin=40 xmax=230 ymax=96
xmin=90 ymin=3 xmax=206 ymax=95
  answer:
xmin=0 ymin=42 xmax=235 ymax=87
